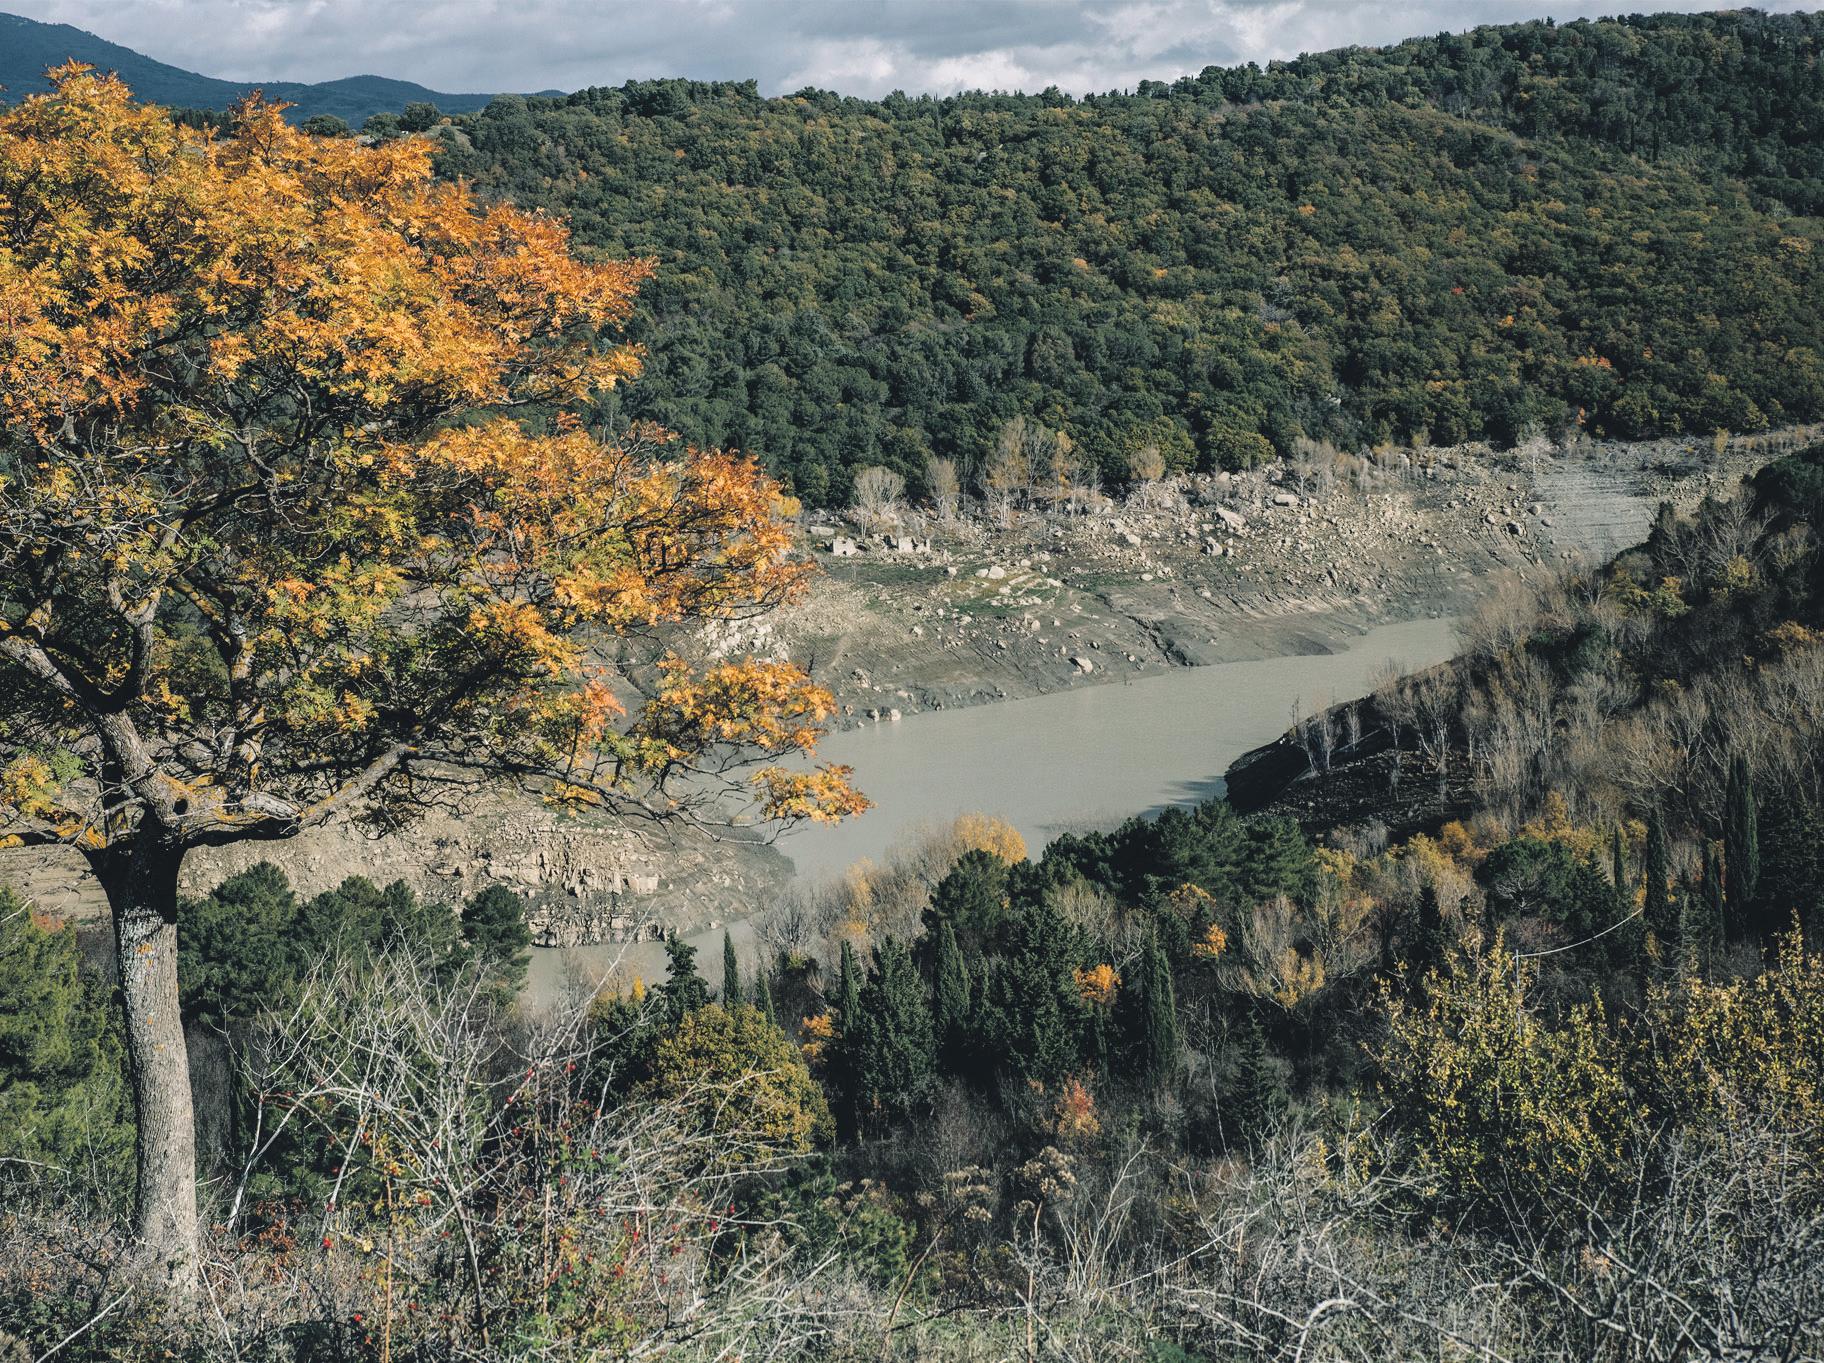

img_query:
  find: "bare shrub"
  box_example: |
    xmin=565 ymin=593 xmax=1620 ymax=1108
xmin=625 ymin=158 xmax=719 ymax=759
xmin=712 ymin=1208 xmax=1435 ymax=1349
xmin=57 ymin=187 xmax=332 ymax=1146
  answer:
xmin=926 ymin=455 xmax=961 ymax=523
xmin=851 ymin=465 xmax=906 ymax=534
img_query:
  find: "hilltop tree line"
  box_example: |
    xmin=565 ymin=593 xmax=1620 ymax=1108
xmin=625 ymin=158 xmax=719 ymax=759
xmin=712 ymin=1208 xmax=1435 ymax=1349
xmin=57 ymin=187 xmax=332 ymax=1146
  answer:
xmin=367 ymin=11 xmax=1824 ymax=503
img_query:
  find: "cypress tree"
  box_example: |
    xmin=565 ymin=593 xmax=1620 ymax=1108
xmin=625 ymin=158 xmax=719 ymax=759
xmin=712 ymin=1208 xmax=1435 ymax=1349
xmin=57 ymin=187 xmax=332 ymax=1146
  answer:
xmin=1137 ymin=929 xmax=1181 ymax=1088
xmin=1701 ymin=842 xmax=1726 ymax=965
xmin=722 ymin=930 xmax=741 ymax=1005
xmin=982 ymin=901 xmax=1084 ymax=1086
xmin=931 ymin=918 xmax=972 ymax=1075
xmin=1643 ymin=811 xmax=1676 ymax=968
xmin=836 ymin=939 xmax=863 ymax=1031
xmin=659 ymin=935 xmax=711 ymax=1025
xmin=1756 ymin=797 xmax=1824 ymax=941
xmin=828 ymin=940 xmax=867 ymax=1134
xmin=1677 ymin=886 xmax=1708 ymax=979
xmin=1724 ymin=753 xmax=1760 ymax=939
xmin=754 ymin=963 xmax=777 ymax=1026
xmin=1656 ymin=882 xmax=1685 ymax=979
xmin=1229 ymin=1013 xmax=1284 ymax=1148
xmin=1411 ymin=884 xmax=1446 ymax=988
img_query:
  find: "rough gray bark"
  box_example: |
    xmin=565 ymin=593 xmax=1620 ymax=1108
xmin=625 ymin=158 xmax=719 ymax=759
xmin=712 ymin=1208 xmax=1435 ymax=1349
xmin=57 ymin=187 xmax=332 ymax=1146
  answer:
xmin=95 ymin=839 xmax=199 ymax=1295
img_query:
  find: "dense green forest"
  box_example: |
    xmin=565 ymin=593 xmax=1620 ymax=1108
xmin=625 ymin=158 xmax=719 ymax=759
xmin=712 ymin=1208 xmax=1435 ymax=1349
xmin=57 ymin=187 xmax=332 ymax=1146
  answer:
xmin=419 ymin=11 xmax=1824 ymax=502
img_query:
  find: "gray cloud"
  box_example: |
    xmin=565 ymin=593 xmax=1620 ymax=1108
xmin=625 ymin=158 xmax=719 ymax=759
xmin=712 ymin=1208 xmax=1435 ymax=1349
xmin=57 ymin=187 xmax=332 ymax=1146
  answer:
xmin=8 ymin=0 xmax=1816 ymax=98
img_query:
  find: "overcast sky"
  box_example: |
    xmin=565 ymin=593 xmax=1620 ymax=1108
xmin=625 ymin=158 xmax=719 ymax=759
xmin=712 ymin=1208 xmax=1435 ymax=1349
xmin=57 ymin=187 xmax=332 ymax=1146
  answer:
xmin=7 ymin=1 xmax=1816 ymax=98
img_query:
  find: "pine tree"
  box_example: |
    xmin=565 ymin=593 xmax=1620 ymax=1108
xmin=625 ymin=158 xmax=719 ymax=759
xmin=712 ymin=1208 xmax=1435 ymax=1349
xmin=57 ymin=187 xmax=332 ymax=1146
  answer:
xmin=0 ymin=892 xmax=135 ymax=1205
xmin=1611 ymin=825 xmax=1627 ymax=896
xmin=1240 ymin=817 xmax=1318 ymax=903
xmin=722 ymin=930 xmax=741 ymax=1005
xmin=1724 ymin=753 xmax=1761 ymax=940
xmin=931 ymin=918 xmax=972 ymax=1077
xmin=922 ymin=849 xmax=1009 ymax=956
xmin=461 ymin=885 xmax=533 ymax=999
xmin=178 ymin=863 xmax=301 ymax=1030
xmin=1136 ymin=929 xmax=1181 ymax=1088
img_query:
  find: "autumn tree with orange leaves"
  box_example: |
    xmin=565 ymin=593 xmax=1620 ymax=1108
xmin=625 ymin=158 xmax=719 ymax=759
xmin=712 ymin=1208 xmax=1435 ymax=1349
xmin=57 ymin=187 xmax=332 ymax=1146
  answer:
xmin=0 ymin=67 xmax=864 ymax=1292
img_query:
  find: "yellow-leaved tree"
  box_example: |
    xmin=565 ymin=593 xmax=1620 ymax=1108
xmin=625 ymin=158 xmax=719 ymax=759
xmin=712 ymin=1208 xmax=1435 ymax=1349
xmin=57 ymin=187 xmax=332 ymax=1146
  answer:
xmin=0 ymin=67 xmax=864 ymax=1291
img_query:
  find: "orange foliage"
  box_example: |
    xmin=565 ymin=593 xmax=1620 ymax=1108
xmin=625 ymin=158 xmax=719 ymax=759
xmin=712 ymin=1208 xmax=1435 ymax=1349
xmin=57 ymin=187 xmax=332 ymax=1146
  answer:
xmin=798 ymin=1012 xmax=836 ymax=1068
xmin=1520 ymin=791 xmax=1604 ymax=861
xmin=1052 ymin=1077 xmax=1101 ymax=1142
xmin=0 ymin=67 xmax=864 ymax=851
xmin=1074 ymin=963 xmax=1121 ymax=1007
xmin=0 ymin=67 xmax=642 ymax=439
xmin=1163 ymin=882 xmax=1215 ymax=918
xmin=1191 ymin=922 xmax=1230 ymax=962
xmin=1435 ymin=819 xmax=1501 ymax=866
xmin=950 ymin=812 xmax=1028 ymax=864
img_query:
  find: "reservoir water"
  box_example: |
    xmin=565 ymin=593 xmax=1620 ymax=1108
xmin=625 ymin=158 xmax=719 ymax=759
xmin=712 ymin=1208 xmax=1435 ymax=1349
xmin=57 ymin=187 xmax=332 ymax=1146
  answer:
xmin=527 ymin=613 xmax=1460 ymax=1004
xmin=779 ymin=614 xmax=1458 ymax=880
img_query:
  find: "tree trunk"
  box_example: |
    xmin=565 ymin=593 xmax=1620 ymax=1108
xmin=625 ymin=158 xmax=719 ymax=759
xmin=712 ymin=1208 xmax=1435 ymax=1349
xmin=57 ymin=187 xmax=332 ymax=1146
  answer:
xmin=95 ymin=837 xmax=199 ymax=1295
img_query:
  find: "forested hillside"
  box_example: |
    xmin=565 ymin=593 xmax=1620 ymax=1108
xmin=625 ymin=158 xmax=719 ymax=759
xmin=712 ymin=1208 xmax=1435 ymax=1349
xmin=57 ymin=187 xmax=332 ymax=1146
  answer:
xmin=427 ymin=11 xmax=1824 ymax=503
xmin=0 ymin=12 xmax=506 ymax=124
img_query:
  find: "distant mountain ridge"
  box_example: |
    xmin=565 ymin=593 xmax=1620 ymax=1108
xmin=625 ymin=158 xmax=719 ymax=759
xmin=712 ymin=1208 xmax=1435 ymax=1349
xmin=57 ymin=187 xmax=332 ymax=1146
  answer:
xmin=0 ymin=11 xmax=550 ymax=123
